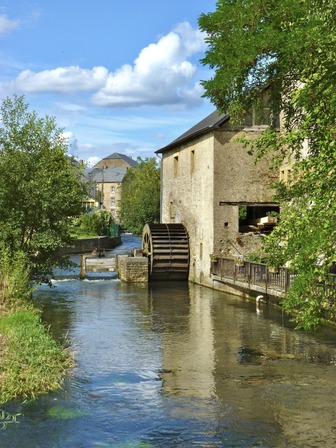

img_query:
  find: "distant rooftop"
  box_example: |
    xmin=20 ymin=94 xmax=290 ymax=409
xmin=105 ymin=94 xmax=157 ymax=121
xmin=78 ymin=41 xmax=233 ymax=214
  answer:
xmin=101 ymin=152 xmax=138 ymax=167
xmin=86 ymin=166 xmax=128 ymax=183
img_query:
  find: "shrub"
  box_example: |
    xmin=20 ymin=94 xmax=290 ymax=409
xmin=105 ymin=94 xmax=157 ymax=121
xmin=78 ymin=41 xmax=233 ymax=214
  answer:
xmin=0 ymin=250 xmax=32 ymax=306
xmin=79 ymin=210 xmax=114 ymax=236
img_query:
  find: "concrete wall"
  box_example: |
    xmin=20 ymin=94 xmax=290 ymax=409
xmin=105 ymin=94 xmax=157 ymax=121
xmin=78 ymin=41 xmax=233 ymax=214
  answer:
xmin=160 ymin=127 xmax=277 ymax=288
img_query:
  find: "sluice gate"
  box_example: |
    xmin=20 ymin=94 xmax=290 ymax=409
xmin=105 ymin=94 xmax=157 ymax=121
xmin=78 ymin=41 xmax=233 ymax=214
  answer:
xmin=80 ymin=254 xmax=118 ymax=279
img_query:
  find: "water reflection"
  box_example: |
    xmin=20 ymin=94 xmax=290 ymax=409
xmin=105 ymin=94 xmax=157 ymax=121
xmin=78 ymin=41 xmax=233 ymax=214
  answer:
xmin=2 ymin=253 xmax=336 ymax=447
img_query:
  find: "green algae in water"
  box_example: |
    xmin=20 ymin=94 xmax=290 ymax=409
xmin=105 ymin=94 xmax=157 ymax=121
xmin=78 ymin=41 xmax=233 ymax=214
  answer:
xmin=94 ymin=442 xmax=154 ymax=448
xmin=48 ymin=406 xmax=87 ymax=420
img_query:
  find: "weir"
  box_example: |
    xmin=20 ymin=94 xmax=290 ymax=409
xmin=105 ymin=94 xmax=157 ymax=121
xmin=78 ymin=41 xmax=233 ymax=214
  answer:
xmin=79 ymin=251 xmax=149 ymax=283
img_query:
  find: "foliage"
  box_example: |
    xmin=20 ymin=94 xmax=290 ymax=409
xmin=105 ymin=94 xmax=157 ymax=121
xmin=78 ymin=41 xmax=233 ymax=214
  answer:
xmin=119 ymin=158 xmax=160 ymax=235
xmin=0 ymin=250 xmax=33 ymax=305
xmin=0 ymin=95 xmax=87 ymax=282
xmin=0 ymin=307 xmax=73 ymax=404
xmin=199 ymin=0 xmax=336 ymax=329
xmin=238 ymin=205 xmax=247 ymax=221
xmin=77 ymin=210 xmax=114 ymax=236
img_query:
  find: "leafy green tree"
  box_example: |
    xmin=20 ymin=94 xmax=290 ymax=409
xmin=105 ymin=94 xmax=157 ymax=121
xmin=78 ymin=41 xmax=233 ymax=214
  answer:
xmin=0 ymin=95 xmax=86 ymax=282
xmin=79 ymin=210 xmax=114 ymax=236
xmin=119 ymin=158 xmax=160 ymax=235
xmin=199 ymin=1 xmax=336 ymax=329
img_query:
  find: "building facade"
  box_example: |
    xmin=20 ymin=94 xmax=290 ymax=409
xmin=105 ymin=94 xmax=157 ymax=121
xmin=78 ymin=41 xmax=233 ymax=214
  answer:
xmin=86 ymin=153 xmax=138 ymax=222
xmin=156 ymin=110 xmax=278 ymax=288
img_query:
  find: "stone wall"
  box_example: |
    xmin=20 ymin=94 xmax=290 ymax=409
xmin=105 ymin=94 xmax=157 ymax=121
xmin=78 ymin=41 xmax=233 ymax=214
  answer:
xmin=118 ymin=255 xmax=148 ymax=283
xmin=64 ymin=235 xmax=121 ymax=254
xmin=160 ymin=133 xmax=215 ymax=287
xmin=160 ymin=127 xmax=277 ymax=288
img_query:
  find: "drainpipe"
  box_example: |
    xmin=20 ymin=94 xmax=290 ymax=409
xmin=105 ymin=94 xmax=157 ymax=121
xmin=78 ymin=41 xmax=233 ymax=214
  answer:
xmin=157 ymin=154 xmax=163 ymax=223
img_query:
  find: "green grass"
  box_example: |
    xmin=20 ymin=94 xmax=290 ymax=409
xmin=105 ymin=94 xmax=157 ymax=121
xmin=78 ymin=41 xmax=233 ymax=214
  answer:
xmin=70 ymin=226 xmax=98 ymax=239
xmin=0 ymin=306 xmax=73 ymax=405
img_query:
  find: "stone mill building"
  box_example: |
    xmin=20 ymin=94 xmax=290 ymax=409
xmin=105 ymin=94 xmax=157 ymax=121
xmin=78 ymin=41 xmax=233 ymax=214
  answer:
xmin=156 ymin=108 xmax=279 ymax=288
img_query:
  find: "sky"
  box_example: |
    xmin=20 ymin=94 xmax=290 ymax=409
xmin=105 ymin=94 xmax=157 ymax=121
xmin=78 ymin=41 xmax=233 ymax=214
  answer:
xmin=0 ymin=0 xmax=217 ymax=167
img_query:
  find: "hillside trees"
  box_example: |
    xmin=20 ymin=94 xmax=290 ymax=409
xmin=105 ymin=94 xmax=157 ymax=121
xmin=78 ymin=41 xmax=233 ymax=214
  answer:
xmin=199 ymin=0 xmax=336 ymax=328
xmin=119 ymin=158 xmax=160 ymax=235
xmin=0 ymin=95 xmax=86 ymax=288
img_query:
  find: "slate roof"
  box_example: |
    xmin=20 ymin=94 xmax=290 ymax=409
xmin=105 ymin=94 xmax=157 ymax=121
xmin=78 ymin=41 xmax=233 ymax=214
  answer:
xmin=156 ymin=110 xmax=229 ymax=154
xmin=85 ymin=166 xmax=128 ymax=183
xmin=101 ymin=152 xmax=138 ymax=167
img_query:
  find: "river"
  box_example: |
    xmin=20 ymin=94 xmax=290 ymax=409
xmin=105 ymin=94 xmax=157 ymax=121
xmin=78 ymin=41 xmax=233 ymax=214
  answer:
xmin=1 ymin=235 xmax=336 ymax=447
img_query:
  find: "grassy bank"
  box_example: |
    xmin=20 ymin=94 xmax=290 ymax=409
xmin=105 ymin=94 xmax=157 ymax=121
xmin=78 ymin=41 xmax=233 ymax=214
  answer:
xmin=0 ymin=304 xmax=73 ymax=405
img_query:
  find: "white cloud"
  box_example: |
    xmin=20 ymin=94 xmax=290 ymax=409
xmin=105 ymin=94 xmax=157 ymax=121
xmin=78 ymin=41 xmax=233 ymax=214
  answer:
xmin=86 ymin=156 xmax=100 ymax=167
xmin=62 ymin=131 xmax=78 ymax=156
xmin=55 ymin=102 xmax=87 ymax=113
xmin=11 ymin=66 xmax=108 ymax=93
xmin=92 ymin=22 xmax=206 ymax=108
xmin=6 ymin=22 xmax=206 ymax=109
xmin=0 ymin=14 xmax=20 ymax=37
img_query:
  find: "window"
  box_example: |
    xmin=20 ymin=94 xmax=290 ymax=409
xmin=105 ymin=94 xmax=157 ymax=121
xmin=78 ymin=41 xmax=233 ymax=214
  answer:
xmin=238 ymin=205 xmax=279 ymax=233
xmin=190 ymin=149 xmax=195 ymax=173
xmin=253 ymin=106 xmax=271 ymax=126
xmin=110 ymin=186 xmax=115 ymax=194
xmin=174 ymin=155 xmax=178 ymax=177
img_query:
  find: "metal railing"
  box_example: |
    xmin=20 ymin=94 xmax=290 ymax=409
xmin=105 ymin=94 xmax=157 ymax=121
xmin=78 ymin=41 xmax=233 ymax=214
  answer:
xmin=210 ymin=257 xmax=293 ymax=293
xmin=211 ymin=257 xmax=336 ymax=295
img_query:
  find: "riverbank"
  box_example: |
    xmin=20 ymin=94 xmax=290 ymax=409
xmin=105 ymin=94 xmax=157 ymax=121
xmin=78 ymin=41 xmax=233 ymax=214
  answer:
xmin=0 ymin=235 xmax=123 ymax=405
xmin=0 ymin=302 xmax=73 ymax=405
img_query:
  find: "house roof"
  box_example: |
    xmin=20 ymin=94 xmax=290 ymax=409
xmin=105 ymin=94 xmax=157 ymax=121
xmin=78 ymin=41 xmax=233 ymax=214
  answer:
xmin=85 ymin=166 xmax=128 ymax=183
xmin=156 ymin=110 xmax=228 ymax=154
xmin=101 ymin=152 xmax=138 ymax=167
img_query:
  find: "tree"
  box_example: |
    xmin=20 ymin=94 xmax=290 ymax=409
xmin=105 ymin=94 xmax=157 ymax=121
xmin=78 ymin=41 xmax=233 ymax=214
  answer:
xmin=0 ymin=95 xmax=86 ymax=283
xmin=119 ymin=158 xmax=160 ymax=235
xmin=199 ymin=1 xmax=336 ymax=329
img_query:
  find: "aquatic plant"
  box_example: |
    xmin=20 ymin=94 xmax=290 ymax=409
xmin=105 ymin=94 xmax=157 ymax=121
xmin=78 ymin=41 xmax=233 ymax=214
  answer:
xmin=48 ymin=406 xmax=86 ymax=420
xmin=0 ymin=409 xmax=21 ymax=430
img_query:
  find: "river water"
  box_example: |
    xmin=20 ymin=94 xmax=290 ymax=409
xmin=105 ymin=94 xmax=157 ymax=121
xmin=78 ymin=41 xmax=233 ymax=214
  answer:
xmin=2 ymin=235 xmax=336 ymax=447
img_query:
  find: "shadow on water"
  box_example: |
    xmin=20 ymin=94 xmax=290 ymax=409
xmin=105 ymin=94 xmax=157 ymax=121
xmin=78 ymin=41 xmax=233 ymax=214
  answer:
xmin=2 ymin=235 xmax=336 ymax=447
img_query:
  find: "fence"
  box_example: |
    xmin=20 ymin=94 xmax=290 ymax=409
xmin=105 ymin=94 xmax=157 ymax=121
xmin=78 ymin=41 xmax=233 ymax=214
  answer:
xmin=211 ymin=257 xmax=336 ymax=296
xmin=211 ymin=257 xmax=293 ymax=294
xmin=108 ymin=223 xmax=122 ymax=237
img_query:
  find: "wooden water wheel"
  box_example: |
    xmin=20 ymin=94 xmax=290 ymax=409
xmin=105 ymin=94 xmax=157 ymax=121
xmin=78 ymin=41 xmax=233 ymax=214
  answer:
xmin=142 ymin=223 xmax=189 ymax=280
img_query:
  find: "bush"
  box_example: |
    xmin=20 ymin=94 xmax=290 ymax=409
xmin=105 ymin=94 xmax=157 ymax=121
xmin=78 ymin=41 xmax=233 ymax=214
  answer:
xmin=0 ymin=250 xmax=32 ymax=306
xmin=78 ymin=210 xmax=114 ymax=236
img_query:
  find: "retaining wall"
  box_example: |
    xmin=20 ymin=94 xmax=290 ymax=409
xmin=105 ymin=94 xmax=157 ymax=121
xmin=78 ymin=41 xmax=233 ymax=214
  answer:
xmin=64 ymin=235 xmax=121 ymax=254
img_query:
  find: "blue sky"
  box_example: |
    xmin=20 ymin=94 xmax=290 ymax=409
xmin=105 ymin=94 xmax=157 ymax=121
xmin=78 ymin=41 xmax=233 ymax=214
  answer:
xmin=0 ymin=0 xmax=217 ymax=166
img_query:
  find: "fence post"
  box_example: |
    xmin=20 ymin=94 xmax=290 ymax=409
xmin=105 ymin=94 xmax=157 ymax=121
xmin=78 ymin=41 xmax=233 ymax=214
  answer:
xmin=79 ymin=254 xmax=86 ymax=279
xmin=265 ymin=266 xmax=268 ymax=294
xmin=285 ymin=269 xmax=290 ymax=292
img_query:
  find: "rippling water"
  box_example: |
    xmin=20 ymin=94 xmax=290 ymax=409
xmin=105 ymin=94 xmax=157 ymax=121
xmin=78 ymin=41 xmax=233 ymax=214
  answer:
xmin=2 ymin=235 xmax=336 ymax=447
